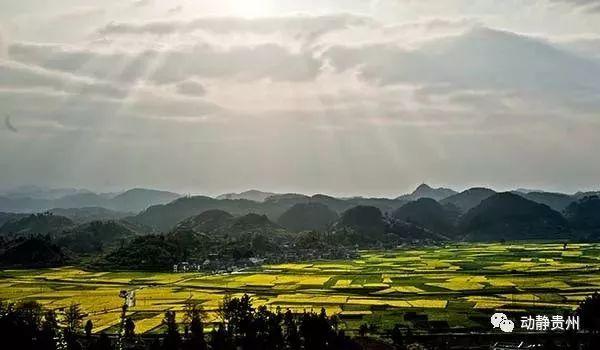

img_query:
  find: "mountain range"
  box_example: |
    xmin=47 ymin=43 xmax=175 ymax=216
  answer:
xmin=2 ymin=183 xmax=600 ymax=269
xmin=0 ymin=188 xmax=181 ymax=213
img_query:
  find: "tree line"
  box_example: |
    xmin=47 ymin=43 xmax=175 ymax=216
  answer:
xmin=2 ymin=293 xmax=600 ymax=350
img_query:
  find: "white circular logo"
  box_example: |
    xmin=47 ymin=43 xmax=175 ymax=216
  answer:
xmin=491 ymin=313 xmax=508 ymax=328
xmin=499 ymin=319 xmax=515 ymax=333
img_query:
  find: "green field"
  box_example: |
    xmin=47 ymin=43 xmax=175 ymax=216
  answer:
xmin=2 ymin=242 xmax=600 ymax=334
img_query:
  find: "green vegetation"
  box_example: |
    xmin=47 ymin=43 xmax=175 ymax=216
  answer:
xmin=277 ymin=203 xmax=339 ymax=232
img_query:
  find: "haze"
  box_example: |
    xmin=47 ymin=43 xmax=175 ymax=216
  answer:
xmin=1 ymin=0 xmax=599 ymax=197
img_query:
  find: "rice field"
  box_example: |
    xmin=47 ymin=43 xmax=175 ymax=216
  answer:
xmin=2 ymin=242 xmax=600 ymax=334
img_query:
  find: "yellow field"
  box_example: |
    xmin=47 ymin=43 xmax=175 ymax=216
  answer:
xmin=1 ymin=242 xmax=599 ymax=332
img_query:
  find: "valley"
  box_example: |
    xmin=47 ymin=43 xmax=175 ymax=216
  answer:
xmin=2 ymin=242 xmax=598 ymax=335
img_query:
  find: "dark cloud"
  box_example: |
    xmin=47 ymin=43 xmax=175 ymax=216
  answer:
xmin=175 ymin=80 xmax=206 ymax=97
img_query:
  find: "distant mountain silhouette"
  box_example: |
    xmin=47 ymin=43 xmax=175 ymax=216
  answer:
xmin=392 ymin=198 xmax=458 ymax=235
xmin=441 ymin=187 xmax=497 ymax=213
xmin=217 ymin=190 xmax=276 ymax=202
xmin=110 ymin=188 xmax=181 ymax=212
xmin=133 ymin=194 xmax=407 ymax=232
xmin=459 ymin=192 xmax=569 ymax=241
xmin=0 ymin=212 xmax=27 ymax=227
xmin=397 ymin=184 xmax=457 ymax=201
xmin=48 ymin=207 xmax=133 ymax=223
xmin=0 ymin=188 xmax=180 ymax=214
xmin=52 ymin=192 xmax=111 ymax=209
xmin=573 ymin=191 xmax=600 ymax=200
xmin=262 ymin=193 xmax=311 ymax=209
xmin=134 ymin=196 xmax=265 ymax=231
xmin=2 ymin=186 xmax=91 ymax=200
xmin=513 ymin=191 xmax=575 ymax=212
xmin=277 ymin=203 xmax=339 ymax=232
xmin=0 ymin=213 xmax=74 ymax=237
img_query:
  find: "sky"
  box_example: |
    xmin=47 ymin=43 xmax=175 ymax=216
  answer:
xmin=0 ymin=0 xmax=599 ymax=197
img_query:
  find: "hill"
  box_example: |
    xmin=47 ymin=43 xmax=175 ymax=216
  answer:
xmin=132 ymin=192 xmax=409 ymax=232
xmin=172 ymin=209 xmax=234 ymax=234
xmin=392 ymin=198 xmax=458 ymax=235
xmin=217 ymin=190 xmax=276 ymax=202
xmin=564 ymin=196 xmax=600 ymax=233
xmin=0 ymin=213 xmax=74 ymax=237
xmin=441 ymin=187 xmax=496 ymax=213
xmin=334 ymin=206 xmax=386 ymax=237
xmin=0 ymin=188 xmax=180 ymax=214
xmin=0 ymin=212 xmax=27 ymax=226
xmin=101 ymin=211 xmax=290 ymax=270
xmin=48 ymin=207 xmax=133 ymax=223
xmin=110 ymin=188 xmax=181 ymax=212
xmin=0 ymin=236 xmax=66 ymax=268
xmin=98 ymin=235 xmax=184 ymax=270
xmin=0 ymin=196 xmax=51 ymax=212
xmin=459 ymin=192 xmax=569 ymax=241
xmin=56 ymin=220 xmax=142 ymax=254
xmin=172 ymin=210 xmax=285 ymax=239
xmin=397 ymin=184 xmax=457 ymax=201
xmin=134 ymin=196 xmax=264 ymax=232
xmin=515 ymin=191 xmax=575 ymax=212
xmin=52 ymin=192 xmax=111 ymax=209
xmin=277 ymin=203 xmax=339 ymax=232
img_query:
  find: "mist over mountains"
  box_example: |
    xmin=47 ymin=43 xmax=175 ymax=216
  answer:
xmin=0 ymin=187 xmax=181 ymax=213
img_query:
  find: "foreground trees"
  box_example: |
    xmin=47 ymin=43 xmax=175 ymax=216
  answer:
xmin=5 ymin=292 xmax=600 ymax=349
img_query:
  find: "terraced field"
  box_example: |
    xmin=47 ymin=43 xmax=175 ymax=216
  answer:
xmin=2 ymin=242 xmax=600 ymax=334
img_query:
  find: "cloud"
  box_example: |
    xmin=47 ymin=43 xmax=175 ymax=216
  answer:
xmin=167 ymin=6 xmax=182 ymax=15
xmin=553 ymin=35 xmax=600 ymax=60
xmin=132 ymin=0 xmax=153 ymax=8
xmin=548 ymin=0 xmax=600 ymax=12
xmin=9 ymin=41 xmax=323 ymax=84
xmin=175 ymin=80 xmax=206 ymax=97
xmin=96 ymin=14 xmax=373 ymax=41
xmin=4 ymin=115 xmax=18 ymax=133
xmin=0 ymin=60 xmax=127 ymax=98
xmin=324 ymin=27 xmax=600 ymax=96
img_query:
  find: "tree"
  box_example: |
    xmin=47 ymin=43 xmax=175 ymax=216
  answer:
xmin=390 ymin=324 xmax=405 ymax=350
xmin=64 ymin=303 xmax=84 ymax=334
xmin=85 ymin=320 xmax=93 ymax=338
xmin=92 ymin=332 xmax=112 ymax=350
xmin=124 ymin=317 xmax=135 ymax=338
xmin=284 ymin=310 xmax=300 ymax=350
xmin=162 ymin=311 xmax=181 ymax=350
xmin=577 ymin=291 xmax=600 ymax=332
xmin=0 ymin=301 xmax=43 ymax=349
xmin=209 ymin=324 xmax=232 ymax=350
xmin=183 ymin=300 xmax=206 ymax=350
xmin=38 ymin=310 xmax=59 ymax=350
xmin=358 ymin=323 xmax=369 ymax=337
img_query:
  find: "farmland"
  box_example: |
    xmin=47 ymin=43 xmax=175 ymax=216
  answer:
xmin=1 ymin=242 xmax=600 ymax=334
